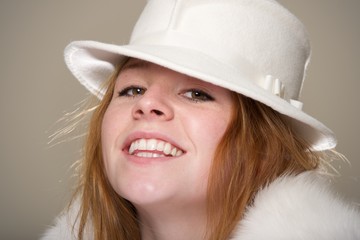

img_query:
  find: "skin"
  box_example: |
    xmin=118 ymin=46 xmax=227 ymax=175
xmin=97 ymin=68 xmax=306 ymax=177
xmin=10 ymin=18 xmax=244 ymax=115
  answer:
xmin=101 ymin=58 xmax=233 ymax=240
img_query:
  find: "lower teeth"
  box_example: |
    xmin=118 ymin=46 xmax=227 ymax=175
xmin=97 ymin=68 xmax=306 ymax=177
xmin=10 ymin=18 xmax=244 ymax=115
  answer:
xmin=135 ymin=152 xmax=165 ymax=158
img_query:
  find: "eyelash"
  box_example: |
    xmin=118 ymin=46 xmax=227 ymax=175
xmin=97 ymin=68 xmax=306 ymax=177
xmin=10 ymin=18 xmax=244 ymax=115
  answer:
xmin=182 ymin=89 xmax=214 ymax=102
xmin=118 ymin=85 xmax=146 ymax=97
xmin=117 ymin=86 xmax=214 ymax=102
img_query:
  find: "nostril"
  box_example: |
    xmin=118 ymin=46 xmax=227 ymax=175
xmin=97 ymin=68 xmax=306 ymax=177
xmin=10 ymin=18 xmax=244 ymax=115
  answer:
xmin=132 ymin=99 xmax=173 ymax=120
xmin=152 ymin=109 xmax=164 ymax=116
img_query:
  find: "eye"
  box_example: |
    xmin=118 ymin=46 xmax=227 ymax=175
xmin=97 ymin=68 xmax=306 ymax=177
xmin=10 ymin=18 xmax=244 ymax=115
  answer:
xmin=182 ymin=89 xmax=214 ymax=102
xmin=118 ymin=85 xmax=146 ymax=97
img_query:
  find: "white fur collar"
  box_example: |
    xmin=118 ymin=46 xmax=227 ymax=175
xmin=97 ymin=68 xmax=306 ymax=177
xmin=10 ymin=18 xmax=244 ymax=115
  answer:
xmin=41 ymin=171 xmax=360 ymax=240
xmin=230 ymin=171 xmax=360 ymax=240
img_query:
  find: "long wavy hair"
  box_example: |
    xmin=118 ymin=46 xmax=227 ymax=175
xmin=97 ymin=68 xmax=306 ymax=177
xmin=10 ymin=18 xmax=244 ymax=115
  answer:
xmin=71 ymin=60 xmax=320 ymax=240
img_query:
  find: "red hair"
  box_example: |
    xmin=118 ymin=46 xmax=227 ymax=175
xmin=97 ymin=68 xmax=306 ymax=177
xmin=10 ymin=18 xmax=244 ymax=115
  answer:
xmin=71 ymin=64 xmax=319 ymax=240
xmin=206 ymin=94 xmax=319 ymax=239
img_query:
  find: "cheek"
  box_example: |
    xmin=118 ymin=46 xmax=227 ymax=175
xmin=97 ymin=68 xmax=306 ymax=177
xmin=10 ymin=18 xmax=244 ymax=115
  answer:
xmin=101 ymin=106 xmax=125 ymax=180
xmin=184 ymin=107 xmax=231 ymax=170
xmin=101 ymin=108 xmax=117 ymax=150
xmin=181 ymin=110 xmax=231 ymax=195
xmin=190 ymin=111 xmax=230 ymax=146
xmin=101 ymin=103 xmax=131 ymax=148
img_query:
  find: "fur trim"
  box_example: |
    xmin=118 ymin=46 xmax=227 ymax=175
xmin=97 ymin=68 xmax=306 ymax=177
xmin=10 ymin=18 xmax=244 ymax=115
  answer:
xmin=40 ymin=210 xmax=77 ymax=240
xmin=42 ymin=172 xmax=360 ymax=239
xmin=231 ymin=171 xmax=360 ymax=240
xmin=40 ymin=199 xmax=93 ymax=240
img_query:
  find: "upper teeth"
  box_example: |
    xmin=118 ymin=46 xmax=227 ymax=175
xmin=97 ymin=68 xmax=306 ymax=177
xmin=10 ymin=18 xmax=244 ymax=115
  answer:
xmin=128 ymin=138 xmax=184 ymax=157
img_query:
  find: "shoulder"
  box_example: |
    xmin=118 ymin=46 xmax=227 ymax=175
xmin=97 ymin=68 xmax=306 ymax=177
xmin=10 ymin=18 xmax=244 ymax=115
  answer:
xmin=231 ymin=171 xmax=360 ymax=240
xmin=40 ymin=198 xmax=93 ymax=240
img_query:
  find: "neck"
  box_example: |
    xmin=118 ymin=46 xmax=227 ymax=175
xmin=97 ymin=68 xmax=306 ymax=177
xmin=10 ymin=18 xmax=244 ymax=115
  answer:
xmin=136 ymin=201 xmax=207 ymax=240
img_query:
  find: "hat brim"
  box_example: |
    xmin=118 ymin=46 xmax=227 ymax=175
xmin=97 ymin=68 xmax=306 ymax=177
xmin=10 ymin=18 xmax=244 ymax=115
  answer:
xmin=64 ymin=40 xmax=336 ymax=151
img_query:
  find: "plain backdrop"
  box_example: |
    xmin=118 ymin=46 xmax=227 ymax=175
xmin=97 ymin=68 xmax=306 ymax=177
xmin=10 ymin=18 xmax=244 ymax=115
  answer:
xmin=1 ymin=1 xmax=359 ymax=239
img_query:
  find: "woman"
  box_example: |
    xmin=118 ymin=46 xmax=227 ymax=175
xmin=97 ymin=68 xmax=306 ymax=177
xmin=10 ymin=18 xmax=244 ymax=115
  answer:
xmin=43 ymin=0 xmax=360 ymax=239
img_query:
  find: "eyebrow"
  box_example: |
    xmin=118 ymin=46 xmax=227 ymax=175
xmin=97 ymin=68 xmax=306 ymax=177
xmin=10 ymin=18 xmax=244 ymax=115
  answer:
xmin=121 ymin=59 xmax=151 ymax=72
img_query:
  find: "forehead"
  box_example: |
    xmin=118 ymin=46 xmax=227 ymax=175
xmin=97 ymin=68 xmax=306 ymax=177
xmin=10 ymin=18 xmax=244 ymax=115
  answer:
xmin=121 ymin=58 xmax=153 ymax=72
xmin=118 ymin=58 xmax=194 ymax=83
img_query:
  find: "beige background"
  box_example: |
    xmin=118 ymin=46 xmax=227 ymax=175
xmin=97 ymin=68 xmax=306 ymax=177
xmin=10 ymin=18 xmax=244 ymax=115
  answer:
xmin=1 ymin=1 xmax=359 ymax=239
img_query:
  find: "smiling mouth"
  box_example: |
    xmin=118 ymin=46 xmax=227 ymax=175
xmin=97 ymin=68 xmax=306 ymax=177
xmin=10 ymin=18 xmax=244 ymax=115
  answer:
xmin=128 ymin=138 xmax=184 ymax=158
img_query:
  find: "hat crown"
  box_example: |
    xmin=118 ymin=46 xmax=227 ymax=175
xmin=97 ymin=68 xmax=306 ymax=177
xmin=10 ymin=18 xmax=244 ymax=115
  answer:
xmin=130 ymin=0 xmax=311 ymax=101
xmin=64 ymin=0 xmax=336 ymax=150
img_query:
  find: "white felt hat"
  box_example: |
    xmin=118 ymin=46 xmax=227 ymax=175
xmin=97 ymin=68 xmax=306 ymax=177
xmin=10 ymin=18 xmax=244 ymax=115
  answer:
xmin=64 ymin=0 xmax=336 ymax=151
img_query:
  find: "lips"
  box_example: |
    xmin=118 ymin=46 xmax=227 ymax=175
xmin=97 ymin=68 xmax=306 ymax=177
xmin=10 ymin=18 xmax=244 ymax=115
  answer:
xmin=128 ymin=138 xmax=184 ymax=158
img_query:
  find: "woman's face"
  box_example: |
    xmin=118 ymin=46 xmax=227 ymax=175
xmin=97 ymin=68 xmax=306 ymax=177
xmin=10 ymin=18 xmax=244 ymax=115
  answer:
xmin=101 ymin=59 xmax=233 ymax=208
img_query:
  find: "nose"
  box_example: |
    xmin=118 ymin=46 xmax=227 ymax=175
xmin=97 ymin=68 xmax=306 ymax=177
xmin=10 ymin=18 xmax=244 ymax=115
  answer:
xmin=132 ymin=87 xmax=174 ymax=121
